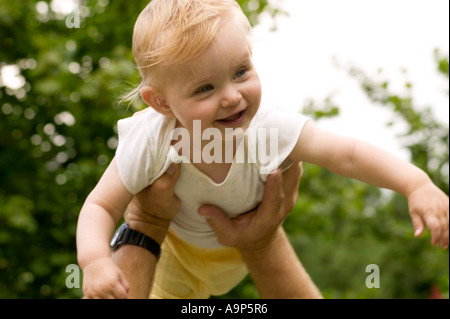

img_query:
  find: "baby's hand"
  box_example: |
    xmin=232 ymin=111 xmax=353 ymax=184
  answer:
xmin=81 ymin=257 xmax=130 ymax=299
xmin=407 ymin=182 xmax=449 ymax=250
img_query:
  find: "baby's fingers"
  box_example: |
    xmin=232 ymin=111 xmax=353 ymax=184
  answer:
xmin=439 ymin=213 xmax=449 ymax=250
xmin=423 ymin=213 xmax=448 ymax=249
xmin=112 ymin=273 xmax=130 ymax=299
xmin=441 ymin=229 xmax=449 ymax=250
xmin=411 ymin=214 xmax=424 ymax=238
xmin=108 ymin=286 xmax=128 ymax=299
xmin=102 ymin=281 xmax=129 ymax=299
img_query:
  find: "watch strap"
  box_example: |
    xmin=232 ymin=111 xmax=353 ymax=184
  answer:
xmin=110 ymin=223 xmax=161 ymax=259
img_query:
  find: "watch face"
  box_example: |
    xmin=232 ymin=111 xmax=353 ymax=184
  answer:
xmin=110 ymin=226 xmax=122 ymax=246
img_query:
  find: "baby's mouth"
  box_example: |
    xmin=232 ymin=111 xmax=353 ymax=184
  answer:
xmin=216 ymin=110 xmax=246 ymax=127
xmin=221 ymin=111 xmax=243 ymax=122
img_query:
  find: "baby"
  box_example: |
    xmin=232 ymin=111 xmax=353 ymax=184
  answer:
xmin=76 ymin=0 xmax=449 ymax=299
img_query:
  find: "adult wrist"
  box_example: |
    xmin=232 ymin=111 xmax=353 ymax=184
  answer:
xmin=126 ymin=218 xmax=170 ymax=246
xmin=237 ymin=226 xmax=283 ymax=257
xmin=124 ymin=197 xmax=173 ymax=245
xmin=110 ymin=222 xmax=162 ymax=259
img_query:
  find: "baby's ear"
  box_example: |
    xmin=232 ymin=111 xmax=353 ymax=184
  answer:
xmin=140 ymin=86 xmax=174 ymax=118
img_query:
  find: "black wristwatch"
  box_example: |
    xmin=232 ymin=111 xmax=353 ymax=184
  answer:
xmin=110 ymin=222 xmax=161 ymax=259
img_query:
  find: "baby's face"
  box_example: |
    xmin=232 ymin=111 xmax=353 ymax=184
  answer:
xmin=162 ymin=18 xmax=262 ymax=137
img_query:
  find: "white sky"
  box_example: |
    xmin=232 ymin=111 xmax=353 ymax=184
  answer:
xmin=251 ymin=0 xmax=449 ymax=160
xmin=2 ymin=0 xmax=448 ymax=161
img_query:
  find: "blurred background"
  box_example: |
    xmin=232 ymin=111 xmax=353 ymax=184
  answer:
xmin=0 ymin=0 xmax=448 ymax=299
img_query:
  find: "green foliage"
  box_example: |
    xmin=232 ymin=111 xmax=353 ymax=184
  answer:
xmin=224 ymin=49 xmax=449 ymax=300
xmin=284 ymin=55 xmax=448 ymax=299
xmin=435 ymin=49 xmax=449 ymax=79
xmin=1 ymin=0 xmax=447 ymax=299
xmin=0 ymin=0 xmax=282 ymax=299
xmin=302 ymin=96 xmax=340 ymax=120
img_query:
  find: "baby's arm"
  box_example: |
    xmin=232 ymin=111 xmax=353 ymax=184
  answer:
xmin=289 ymin=121 xmax=449 ymax=249
xmin=76 ymin=158 xmax=134 ymax=298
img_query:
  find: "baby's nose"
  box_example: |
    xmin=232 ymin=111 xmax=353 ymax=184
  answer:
xmin=220 ymin=85 xmax=242 ymax=108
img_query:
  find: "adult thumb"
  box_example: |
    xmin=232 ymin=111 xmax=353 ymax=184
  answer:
xmin=198 ymin=205 xmax=236 ymax=246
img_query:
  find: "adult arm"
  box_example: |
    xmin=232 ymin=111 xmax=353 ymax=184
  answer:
xmin=199 ymin=163 xmax=322 ymax=299
xmin=241 ymin=227 xmax=321 ymax=299
xmin=111 ymin=164 xmax=181 ymax=298
xmin=112 ymin=162 xmax=322 ymax=299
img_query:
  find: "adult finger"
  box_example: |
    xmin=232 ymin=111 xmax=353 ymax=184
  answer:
xmin=257 ymin=169 xmax=284 ymax=225
xmin=280 ymin=162 xmax=302 ymax=212
xmin=282 ymin=162 xmax=302 ymax=191
xmin=198 ymin=205 xmax=237 ymax=247
xmin=166 ymin=163 xmax=181 ymax=180
xmin=134 ymin=163 xmax=181 ymax=211
xmin=151 ymin=163 xmax=181 ymax=196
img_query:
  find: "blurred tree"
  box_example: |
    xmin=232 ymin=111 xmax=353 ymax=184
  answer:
xmin=0 ymin=0 xmax=447 ymax=299
xmin=218 ymin=50 xmax=450 ymax=298
xmin=281 ymin=52 xmax=448 ymax=299
xmin=0 ymin=0 xmax=282 ymax=298
xmin=222 ymin=51 xmax=449 ymax=299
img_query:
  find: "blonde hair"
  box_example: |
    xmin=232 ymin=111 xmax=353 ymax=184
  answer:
xmin=121 ymin=0 xmax=252 ymax=104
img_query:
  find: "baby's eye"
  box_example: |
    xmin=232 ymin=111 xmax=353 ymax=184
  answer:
xmin=234 ymin=69 xmax=246 ymax=79
xmin=197 ymin=84 xmax=214 ymax=94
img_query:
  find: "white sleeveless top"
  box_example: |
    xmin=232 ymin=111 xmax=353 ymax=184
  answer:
xmin=116 ymin=104 xmax=309 ymax=248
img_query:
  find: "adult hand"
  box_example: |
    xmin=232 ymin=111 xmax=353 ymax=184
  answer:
xmin=126 ymin=107 xmax=181 ymax=239
xmin=124 ymin=163 xmax=181 ymax=243
xmin=111 ymin=163 xmax=181 ymax=299
xmin=197 ymin=162 xmax=322 ymax=299
xmin=198 ymin=162 xmax=303 ymax=251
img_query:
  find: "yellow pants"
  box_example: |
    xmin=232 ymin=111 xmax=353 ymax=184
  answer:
xmin=150 ymin=230 xmax=248 ymax=299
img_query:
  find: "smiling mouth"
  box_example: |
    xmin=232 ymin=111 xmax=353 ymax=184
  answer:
xmin=216 ymin=110 xmax=246 ymax=127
